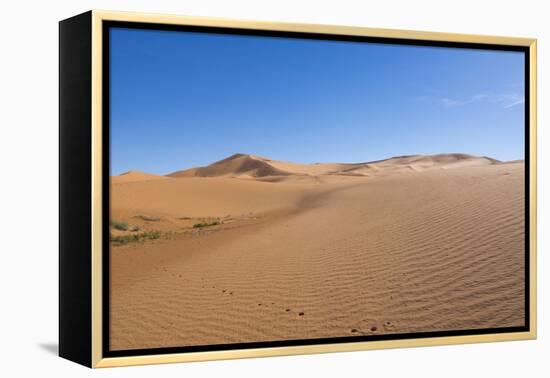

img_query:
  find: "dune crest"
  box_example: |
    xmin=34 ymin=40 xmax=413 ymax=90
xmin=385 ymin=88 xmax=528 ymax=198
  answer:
xmin=340 ymin=153 xmax=501 ymax=176
xmin=166 ymin=152 xmax=504 ymax=179
xmin=112 ymin=170 xmax=169 ymax=184
xmin=168 ymin=153 xmax=292 ymax=178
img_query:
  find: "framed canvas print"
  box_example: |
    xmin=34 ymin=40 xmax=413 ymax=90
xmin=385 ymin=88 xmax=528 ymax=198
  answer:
xmin=59 ymin=10 xmax=537 ymax=368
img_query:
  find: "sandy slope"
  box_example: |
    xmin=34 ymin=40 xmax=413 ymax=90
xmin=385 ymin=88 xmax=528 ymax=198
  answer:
xmin=111 ymin=170 xmax=169 ymax=184
xmin=111 ymin=176 xmax=325 ymax=218
xmin=167 ymin=152 xmax=499 ymax=179
xmin=340 ymin=153 xmax=499 ymax=176
xmin=109 ymin=155 xmax=525 ymax=350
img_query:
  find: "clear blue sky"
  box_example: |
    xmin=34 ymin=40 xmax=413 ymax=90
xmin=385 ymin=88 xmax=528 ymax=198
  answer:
xmin=110 ymin=27 xmax=525 ymax=175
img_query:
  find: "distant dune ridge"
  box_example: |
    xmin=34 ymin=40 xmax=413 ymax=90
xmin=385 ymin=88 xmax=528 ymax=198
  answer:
xmin=109 ymin=152 xmax=524 ymax=350
xmin=165 ymin=152 xmax=501 ymax=179
xmin=111 ymin=170 xmax=168 ymax=184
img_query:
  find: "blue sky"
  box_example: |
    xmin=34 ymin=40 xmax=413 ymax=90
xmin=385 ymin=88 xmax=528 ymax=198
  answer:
xmin=110 ymin=27 xmax=525 ymax=175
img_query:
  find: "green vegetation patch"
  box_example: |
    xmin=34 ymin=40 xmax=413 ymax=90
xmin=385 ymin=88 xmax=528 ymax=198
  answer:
xmin=110 ymin=230 xmax=162 ymax=245
xmin=193 ymin=219 xmax=221 ymax=228
xmin=135 ymin=215 xmax=161 ymax=222
xmin=110 ymin=220 xmax=129 ymax=231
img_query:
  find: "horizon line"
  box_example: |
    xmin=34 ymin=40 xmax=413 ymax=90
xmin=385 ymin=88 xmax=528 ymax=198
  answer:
xmin=112 ymin=151 xmax=525 ymax=177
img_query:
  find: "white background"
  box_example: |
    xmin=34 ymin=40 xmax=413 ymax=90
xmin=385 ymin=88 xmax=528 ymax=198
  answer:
xmin=0 ymin=0 xmax=546 ymax=376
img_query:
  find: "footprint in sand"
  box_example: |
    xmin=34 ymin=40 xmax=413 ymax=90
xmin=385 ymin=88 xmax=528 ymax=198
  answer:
xmin=298 ymin=312 xmax=305 ymax=316
xmin=383 ymin=321 xmax=395 ymax=330
xmin=353 ymin=318 xmax=381 ymax=334
xmin=349 ymin=319 xmax=393 ymax=335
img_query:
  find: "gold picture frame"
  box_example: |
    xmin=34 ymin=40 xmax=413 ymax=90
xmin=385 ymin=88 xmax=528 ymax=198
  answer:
xmin=59 ymin=10 xmax=537 ymax=368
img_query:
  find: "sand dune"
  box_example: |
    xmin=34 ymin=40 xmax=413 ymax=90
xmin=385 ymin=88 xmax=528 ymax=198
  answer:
xmin=111 ymin=170 xmax=169 ymax=184
xmin=168 ymin=153 xmax=291 ymax=178
xmin=341 ymin=153 xmax=498 ymax=175
xmin=166 ymin=152 xmax=499 ymax=179
xmin=167 ymin=152 xmax=348 ymax=178
xmin=111 ymin=176 xmax=324 ymax=219
xmin=109 ymin=154 xmax=525 ymax=350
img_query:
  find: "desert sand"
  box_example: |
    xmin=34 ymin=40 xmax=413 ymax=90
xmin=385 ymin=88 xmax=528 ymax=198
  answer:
xmin=109 ymin=153 xmax=525 ymax=350
xmin=111 ymin=170 xmax=169 ymax=184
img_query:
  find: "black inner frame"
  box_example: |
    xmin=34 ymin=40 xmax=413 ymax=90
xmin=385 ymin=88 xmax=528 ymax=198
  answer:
xmin=102 ymin=20 xmax=531 ymax=358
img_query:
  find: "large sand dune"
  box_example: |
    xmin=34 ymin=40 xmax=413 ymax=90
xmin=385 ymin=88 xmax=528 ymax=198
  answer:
xmin=109 ymin=154 xmax=525 ymax=350
xmin=167 ymin=152 xmax=499 ymax=179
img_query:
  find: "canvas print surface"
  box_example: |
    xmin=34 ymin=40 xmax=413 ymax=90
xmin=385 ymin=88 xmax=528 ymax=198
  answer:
xmin=108 ymin=27 xmax=526 ymax=351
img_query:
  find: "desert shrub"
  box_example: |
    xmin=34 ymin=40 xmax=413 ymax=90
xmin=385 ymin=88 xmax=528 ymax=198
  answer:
xmin=110 ymin=220 xmax=129 ymax=231
xmin=193 ymin=219 xmax=221 ymax=228
xmin=110 ymin=230 xmax=162 ymax=245
xmin=142 ymin=230 xmax=161 ymax=239
xmin=135 ymin=215 xmax=161 ymax=222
